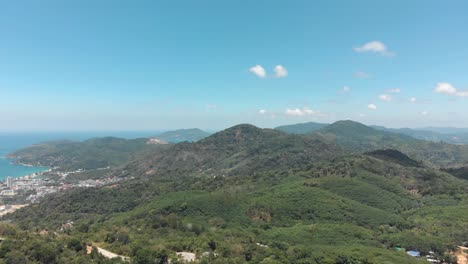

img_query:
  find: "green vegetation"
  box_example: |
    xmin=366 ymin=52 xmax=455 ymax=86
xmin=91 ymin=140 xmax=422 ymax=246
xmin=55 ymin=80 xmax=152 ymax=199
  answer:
xmin=277 ymin=121 xmax=468 ymax=145
xmin=8 ymin=137 xmax=169 ymax=170
xmin=316 ymin=120 xmax=468 ymax=167
xmin=153 ymin=128 xmax=212 ymax=143
xmin=128 ymin=124 xmax=343 ymax=178
xmin=275 ymin=121 xmax=328 ymax=134
xmin=3 ymin=122 xmax=468 ymax=263
xmin=372 ymin=125 xmax=468 ymax=145
xmin=0 ymin=223 xmax=126 ymax=264
xmin=443 ymin=165 xmax=468 ymax=180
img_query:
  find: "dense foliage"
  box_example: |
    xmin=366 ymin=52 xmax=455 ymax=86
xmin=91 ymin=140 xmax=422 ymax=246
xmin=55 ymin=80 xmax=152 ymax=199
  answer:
xmin=153 ymin=129 xmax=212 ymax=143
xmin=8 ymin=137 xmax=169 ymax=170
xmin=3 ymin=122 xmax=468 ymax=263
xmin=275 ymin=122 xmax=328 ymax=134
xmin=316 ymin=120 xmax=468 ymax=167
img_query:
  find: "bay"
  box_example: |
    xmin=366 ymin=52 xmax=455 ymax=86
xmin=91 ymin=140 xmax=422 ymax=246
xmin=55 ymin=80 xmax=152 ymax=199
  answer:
xmin=0 ymin=131 xmax=159 ymax=180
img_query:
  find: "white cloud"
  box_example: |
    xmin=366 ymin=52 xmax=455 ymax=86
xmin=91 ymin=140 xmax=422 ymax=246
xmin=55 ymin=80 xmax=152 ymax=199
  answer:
xmin=285 ymin=107 xmax=317 ymax=116
xmin=434 ymin=82 xmax=457 ymax=95
xmin=274 ymin=65 xmax=288 ymax=78
xmin=249 ymin=65 xmax=266 ymax=78
xmin=388 ymin=88 xmax=401 ymax=93
xmin=421 ymin=111 xmax=428 ymax=116
xmin=410 ymin=97 xmax=417 ymax=103
xmin=206 ymin=104 xmax=217 ymax=109
xmin=354 ymin=41 xmax=394 ymax=56
xmin=343 ymin=86 xmax=351 ymax=92
xmin=434 ymin=82 xmax=468 ymax=97
xmin=359 ymin=113 xmax=366 ymax=117
xmin=354 ymin=71 xmax=370 ymax=78
xmin=258 ymin=109 xmax=267 ymax=114
xmin=368 ymin=104 xmax=377 ymax=110
xmin=379 ymin=94 xmax=393 ymax=102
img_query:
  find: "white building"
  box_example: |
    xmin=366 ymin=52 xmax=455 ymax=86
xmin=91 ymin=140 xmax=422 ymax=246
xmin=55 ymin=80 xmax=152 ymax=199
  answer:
xmin=6 ymin=176 xmax=14 ymax=189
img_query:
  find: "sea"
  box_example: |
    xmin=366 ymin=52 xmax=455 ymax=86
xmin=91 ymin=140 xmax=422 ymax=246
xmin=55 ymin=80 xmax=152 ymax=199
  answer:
xmin=0 ymin=131 xmax=160 ymax=181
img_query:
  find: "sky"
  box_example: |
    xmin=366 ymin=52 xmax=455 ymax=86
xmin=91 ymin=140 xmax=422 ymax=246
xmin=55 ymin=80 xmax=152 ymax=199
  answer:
xmin=0 ymin=0 xmax=467 ymax=131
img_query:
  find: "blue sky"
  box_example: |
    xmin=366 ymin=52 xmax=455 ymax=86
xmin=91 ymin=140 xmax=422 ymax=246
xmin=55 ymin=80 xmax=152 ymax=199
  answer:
xmin=0 ymin=0 xmax=467 ymax=131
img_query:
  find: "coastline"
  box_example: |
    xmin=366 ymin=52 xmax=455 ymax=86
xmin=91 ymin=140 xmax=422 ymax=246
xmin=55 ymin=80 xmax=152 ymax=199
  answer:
xmin=0 ymin=155 xmax=50 ymax=181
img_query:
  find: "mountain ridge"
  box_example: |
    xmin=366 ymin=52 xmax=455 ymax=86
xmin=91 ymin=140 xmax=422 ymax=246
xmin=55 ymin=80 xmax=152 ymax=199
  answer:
xmin=153 ymin=128 xmax=212 ymax=143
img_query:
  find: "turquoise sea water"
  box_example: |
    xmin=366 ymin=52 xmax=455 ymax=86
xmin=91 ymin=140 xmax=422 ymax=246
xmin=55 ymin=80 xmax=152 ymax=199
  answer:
xmin=0 ymin=131 xmax=159 ymax=181
xmin=0 ymin=155 xmax=48 ymax=180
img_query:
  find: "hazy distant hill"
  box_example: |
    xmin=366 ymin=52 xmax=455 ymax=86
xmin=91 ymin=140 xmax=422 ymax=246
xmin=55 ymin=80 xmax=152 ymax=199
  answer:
xmin=372 ymin=125 xmax=468 ymax=145
xmin=276 ymin=121 xmax=468 ymax=145
xmin=316 ymin=120 xmax=468 ymax=167
xmin=153 ymin=128 xmax=211 ymax=143
xmin=318 ymin=120 xmax=420 ymax=151
xmin=275 ymin=122 xmax=328 ymax=134
xmin=422 ymin=127 xmax=468 ymax=134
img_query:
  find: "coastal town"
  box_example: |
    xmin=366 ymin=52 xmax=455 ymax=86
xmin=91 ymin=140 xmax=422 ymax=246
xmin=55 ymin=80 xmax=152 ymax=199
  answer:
xmin=0 ymin=167 xmax=127 ymax=216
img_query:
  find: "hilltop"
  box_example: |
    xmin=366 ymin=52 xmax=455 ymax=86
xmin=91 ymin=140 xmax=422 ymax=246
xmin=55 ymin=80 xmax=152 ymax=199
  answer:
xmin=7 ymin=137 xmax=170 ymax=171
xmin=372 ymin=126 xmax=468 ymax=145
xmin=275 ymin=121 xmax=328 ymax=134
xmin=129 ymin=124 xmax=343 ymax=177
xmin=365 ymin=149 xmax=422 ymax=168
xmin=277 ymin=121 xmax=468 ymax=145
xmin=153 ymin=128 xmax=212 ymax=143
xmin=315 ymin=120 xmax=468 ymax=167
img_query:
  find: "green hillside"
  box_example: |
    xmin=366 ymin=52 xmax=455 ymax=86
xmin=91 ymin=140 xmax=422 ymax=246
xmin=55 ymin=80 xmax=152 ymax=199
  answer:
xmin=275 ymin=122 xmax=329 ymax=134
xmin=316 ymin=120 xmax=468 ymax=167
xmin=129 ymin=124 xmax=343 ymax=178
xmin=8 ymin=137 xmax=169 ymax=170
xmin=372 ymin=125 xmax=468 ymax=145
xmin=4 ymin=124 xmax=468 ymax=263
xmin=153 ymin=128 xmax=212 ymax=143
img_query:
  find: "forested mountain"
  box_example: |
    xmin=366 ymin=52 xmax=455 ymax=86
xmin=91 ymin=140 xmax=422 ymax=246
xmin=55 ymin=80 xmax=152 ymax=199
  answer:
xmin=3 ymin=122 xmax=468 ymax=263
xmin=372 ymin=126 xmax=468 ymax=145
xmin=276 ymin=121 xmax=468 ymax=145
xmin=8 ymin=137 xmax=170 ymax=170
xmin=315 ymin=120 xmax=468 ymax=167
xmin=275 ymin=122 xmax=329 ymax=134
xmin=128 ymin=124 xmax=343 ymax=178
xmin=153 ymin=128 xmax=212 ymax=143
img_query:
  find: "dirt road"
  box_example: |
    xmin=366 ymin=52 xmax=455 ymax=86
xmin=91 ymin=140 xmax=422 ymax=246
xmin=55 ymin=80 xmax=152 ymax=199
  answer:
xmin=87 ymin=245 xmax=130 ymax=262
xmin=456 ymin=246 xmax=468 ymax=264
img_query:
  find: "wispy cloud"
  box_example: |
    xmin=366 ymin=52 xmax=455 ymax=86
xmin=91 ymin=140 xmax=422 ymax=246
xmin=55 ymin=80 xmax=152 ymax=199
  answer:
xmin=354 ymin=41 xmax=395 ymax=56
xmin=387 ymin=88 xmax=401 ymax=93
xmin=379 ymin=94 xmax=393 ymax=102
xmin=274 ymin=65 xmax=288 ymax=78
xmin=368 ymin=104 xmax=377 ymax=110
xmin=285 ymin=107 xmax=319 ymax=116
xmin=410 ymin=97 xmax=417 ymax=103
xmin=343 ymin=86 xmax=351 ymax=93
xmin=249 ymin=65 xmax=266 ymax=78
